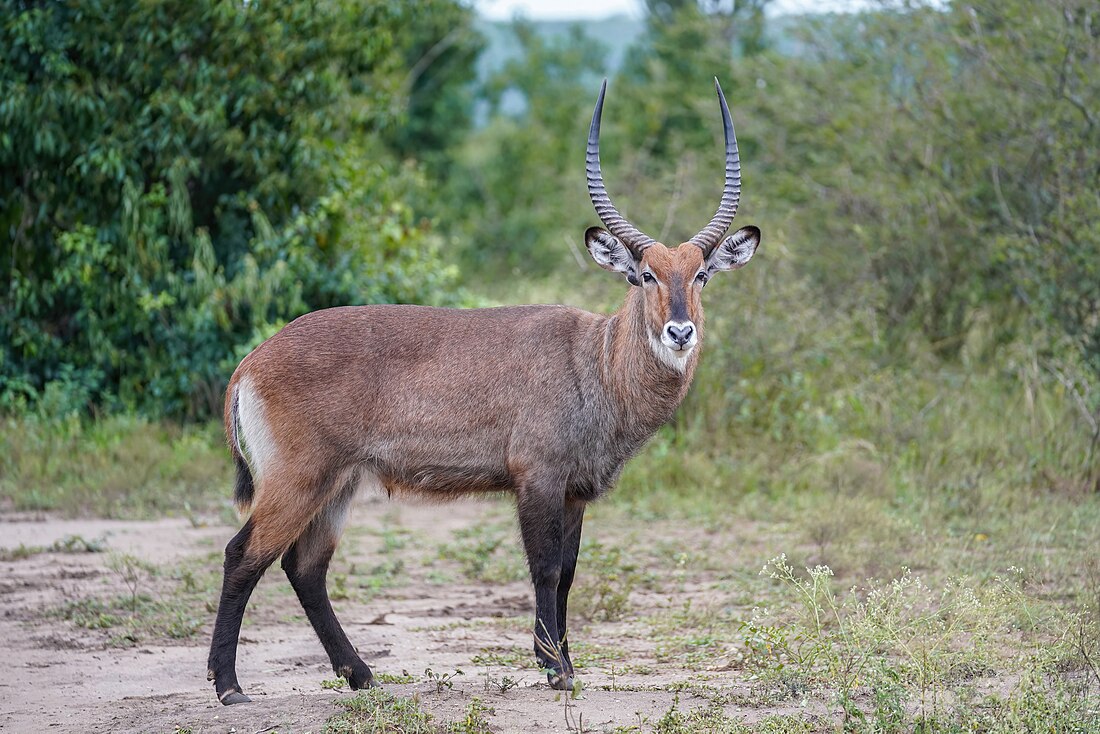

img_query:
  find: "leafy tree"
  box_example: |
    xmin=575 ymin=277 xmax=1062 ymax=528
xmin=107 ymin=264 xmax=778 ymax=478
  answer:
xmin=445 ymin=2 xmax=776 ymax=277
xmin=616 ymin=0 xmax=772 ymax=156
xmin=693 ymin=0 xmax=1098 ymax=374
xmin=946 ymin=0 xmax=1100 ymax=378
xmin=0 ymin=0 xmax=473 ymax=417
xmin=381 ymin=0 xmax=484 ymax=169
xmin=445 ymin=21 xmax=608 ymax=275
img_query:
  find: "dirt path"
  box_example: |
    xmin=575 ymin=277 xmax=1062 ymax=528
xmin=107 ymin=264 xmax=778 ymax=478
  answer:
xmin=0 ymin=498 xmax=814 ymax=733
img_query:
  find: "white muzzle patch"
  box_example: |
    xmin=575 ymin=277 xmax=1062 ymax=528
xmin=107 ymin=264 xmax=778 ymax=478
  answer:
xmin=649 ymin=320 xmax=697 ymax=372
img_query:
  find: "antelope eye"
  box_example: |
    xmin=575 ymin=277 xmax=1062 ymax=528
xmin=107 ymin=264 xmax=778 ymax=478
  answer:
xmin=695 ymin=271 xmax=709 ymax=284
xmin=642 ymin=272 xmax=656 ymax=284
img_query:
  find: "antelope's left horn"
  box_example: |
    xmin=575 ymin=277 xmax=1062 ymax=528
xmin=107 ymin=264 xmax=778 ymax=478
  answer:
xmin=688 ymin=78 xmax=742 ymax=256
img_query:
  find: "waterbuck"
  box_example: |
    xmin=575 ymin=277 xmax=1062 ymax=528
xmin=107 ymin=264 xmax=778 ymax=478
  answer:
xmin=207 ymin=78 xmax=760 ymax=704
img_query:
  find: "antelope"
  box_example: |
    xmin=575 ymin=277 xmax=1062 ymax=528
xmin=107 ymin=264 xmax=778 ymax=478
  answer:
xmin=207 ymin=78 xmax=760 ymax=705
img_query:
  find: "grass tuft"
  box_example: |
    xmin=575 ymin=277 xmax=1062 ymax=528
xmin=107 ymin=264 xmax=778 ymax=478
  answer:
xmin=323 ymin=689 xmax=437 ymax=734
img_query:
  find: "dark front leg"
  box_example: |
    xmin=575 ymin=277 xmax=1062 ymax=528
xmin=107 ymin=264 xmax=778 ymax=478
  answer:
xmin=516 ymin=477 xmax=570 ymax=690
xmin=556 ymin=499 xmax=585 ymax=680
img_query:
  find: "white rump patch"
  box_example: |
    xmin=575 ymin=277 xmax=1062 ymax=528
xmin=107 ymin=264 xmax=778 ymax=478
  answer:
xmin=237 ymin=377 xmax=276 ymax=482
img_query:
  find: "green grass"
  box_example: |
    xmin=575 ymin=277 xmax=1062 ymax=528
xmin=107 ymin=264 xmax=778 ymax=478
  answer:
xmin=741 ymin=557 xmax=1100 ymax=730
xmin=650 ymin=696 xmax=817 ymax=733
xmin=324 ymin=689 xmax=437 ymax=734
xmin=323 ymin=689 xmax=494 ymax=734
xmin=0 ymin=413 xmax=230 ymax=518
xmin=447 ymin=698 xmax=495 ymax=734
xmin=571 ymin=540 xmax=651 ymax=622
xmin=50 ymin=550 xmax=222 ymax=646
xmin=435 ymin=522 xmax=528 ymax=584
xmin=0 ymin=533 xmax=106 ymax=561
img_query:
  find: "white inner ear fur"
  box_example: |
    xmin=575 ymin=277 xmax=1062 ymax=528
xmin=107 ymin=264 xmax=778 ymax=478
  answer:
xmin=707 ymin=226 xmax=760 ymax=274
xmin=585 ymin=228 xmax=637 ymax=278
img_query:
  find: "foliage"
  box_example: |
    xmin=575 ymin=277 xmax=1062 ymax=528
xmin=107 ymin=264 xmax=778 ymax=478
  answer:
xmin=6 ymin=0 xmax=1098 ymax=426
xmin=381 ymin=1 xmax=484 ymax=168
xmin=0 ymin=0 xmax=474 ymax=417
xmin=746 ymin=0 xmax=1100 ymax=370
xmin=445 ymin=0 xmax=1100 ymax=412
xmin=947 ymin=0 xmax=1100 ymax=378
xmin=617 ymin=0 xmax=770 ymax=156
xmin=445 ymin=19 xmax=607 ymax=275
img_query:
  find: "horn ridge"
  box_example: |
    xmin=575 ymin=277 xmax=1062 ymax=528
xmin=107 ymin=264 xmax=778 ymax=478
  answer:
xmin=586 ymin=79 xmax=656 ymax=253
xmin=688 ymin=77 xmax=742 ymax=256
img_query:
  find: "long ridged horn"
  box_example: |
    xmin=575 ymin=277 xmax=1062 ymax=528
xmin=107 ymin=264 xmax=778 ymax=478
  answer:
xmin=587 ymin=79 xmax=655 ymax=253
xmin=688 ymin=78 xmax=742 ymax=256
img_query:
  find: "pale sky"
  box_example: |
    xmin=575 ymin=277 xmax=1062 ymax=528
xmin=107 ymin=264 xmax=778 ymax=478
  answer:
xmin=475 ymin=0 xmax=874 ymax=21
xmin=477 ymin=0 xmax=639 ymax=20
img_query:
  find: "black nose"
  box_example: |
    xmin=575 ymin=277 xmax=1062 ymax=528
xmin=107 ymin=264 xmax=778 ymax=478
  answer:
xmin=666 ymin=323 xmax=694 ymax=346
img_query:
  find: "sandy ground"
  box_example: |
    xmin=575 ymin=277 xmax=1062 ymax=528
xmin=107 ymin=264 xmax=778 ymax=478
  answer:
xmin=0 ymin=498 xmax=818 ymax=733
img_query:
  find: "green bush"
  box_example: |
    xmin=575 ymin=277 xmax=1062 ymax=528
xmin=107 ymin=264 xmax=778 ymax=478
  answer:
xmin=1 ymin=0 xmax=476 ymax=417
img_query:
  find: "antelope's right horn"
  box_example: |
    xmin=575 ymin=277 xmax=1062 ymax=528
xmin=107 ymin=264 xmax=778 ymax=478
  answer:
xmin=586 ymin=79 xmax=656 ymax=255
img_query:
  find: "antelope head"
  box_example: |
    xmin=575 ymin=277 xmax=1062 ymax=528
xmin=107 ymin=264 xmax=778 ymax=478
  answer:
xmin=584 ymin=78 xmax=761 ymax=370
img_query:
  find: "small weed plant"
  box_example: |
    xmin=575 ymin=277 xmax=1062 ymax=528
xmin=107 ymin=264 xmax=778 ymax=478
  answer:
xmin=375 ymin=671 xmax=416 ymax=684
xmin=423 ymin=667 xmax=464 ymax=693
xmin=448 ymin=698 xmax=494 ymax=734
xmin=574 ymin=541 xmax=647 ymax=622
xmin=436 ymin=524 xmax=526 ymax=584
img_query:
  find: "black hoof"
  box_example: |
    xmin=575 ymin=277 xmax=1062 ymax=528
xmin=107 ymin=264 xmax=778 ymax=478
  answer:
xmin=219 ymin=690 xmax=252 ymax=705
xmin=343 ymin=664 xmax=376 ymax=690
xmin=547 ymin=672 xmax=576 ymax=692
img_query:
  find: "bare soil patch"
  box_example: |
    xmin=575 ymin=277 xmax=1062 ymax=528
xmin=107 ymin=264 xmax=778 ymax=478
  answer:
xmin=0 ymin=497 xmax=805 ymax=733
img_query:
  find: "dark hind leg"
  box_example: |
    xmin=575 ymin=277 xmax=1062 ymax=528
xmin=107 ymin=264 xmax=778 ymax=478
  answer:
xmin=556 ymin=499 xmax=585 ymax=683
xmin=207 ymin=518 xmax=280 ymax=704
xmin=282 ymin=486 xmax=374 ymax=690
xmin=208 ymin=470 xmax=331 ymax=704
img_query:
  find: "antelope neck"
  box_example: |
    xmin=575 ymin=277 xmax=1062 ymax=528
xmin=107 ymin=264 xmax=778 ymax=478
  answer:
xmin=596 ymin=287 xmax=696 ymax=431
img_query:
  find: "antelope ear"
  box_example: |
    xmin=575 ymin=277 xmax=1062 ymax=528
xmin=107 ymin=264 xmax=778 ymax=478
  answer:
xmin=707 ymin=225 xmax=760 ymax=274
xmin=585 ymin=227 xmax=640 ymax=284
